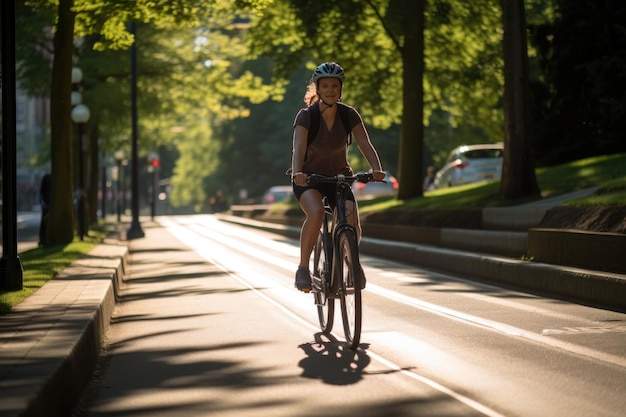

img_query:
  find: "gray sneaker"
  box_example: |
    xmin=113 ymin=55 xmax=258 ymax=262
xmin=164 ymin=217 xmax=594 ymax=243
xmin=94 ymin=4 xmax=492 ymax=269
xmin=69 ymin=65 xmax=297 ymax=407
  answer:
xmin=295 ymin=266 xmax=312 ymax=292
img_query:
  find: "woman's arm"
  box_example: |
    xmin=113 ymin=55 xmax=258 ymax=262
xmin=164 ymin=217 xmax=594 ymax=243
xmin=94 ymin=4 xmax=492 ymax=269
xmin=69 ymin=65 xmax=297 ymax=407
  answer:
xmin=291 ymin=125 xmax=309 ymax=186
xmin=352 ymin=123 xmax=385 ymax=181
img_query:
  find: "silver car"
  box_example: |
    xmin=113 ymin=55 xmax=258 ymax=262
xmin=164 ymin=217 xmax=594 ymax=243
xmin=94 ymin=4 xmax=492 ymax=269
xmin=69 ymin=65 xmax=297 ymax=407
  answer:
xmin=434 ymin=143 xmax=504 ymax=189
xmin=352 ymin=171 xmax=399 ymax=200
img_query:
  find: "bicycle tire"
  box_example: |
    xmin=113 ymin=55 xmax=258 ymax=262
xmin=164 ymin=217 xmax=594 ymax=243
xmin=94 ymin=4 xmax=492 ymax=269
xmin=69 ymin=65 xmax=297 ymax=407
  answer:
xmin=337 ymin=229 xmax=362 ymax=349
xmin=313 ymin=229 xmax=334 ymax=334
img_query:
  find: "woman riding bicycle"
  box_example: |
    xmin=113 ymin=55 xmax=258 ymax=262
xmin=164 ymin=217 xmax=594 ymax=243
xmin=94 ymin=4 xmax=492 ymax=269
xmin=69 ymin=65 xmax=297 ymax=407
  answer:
xmin=291 ymin=62 xmax=385 ymax=292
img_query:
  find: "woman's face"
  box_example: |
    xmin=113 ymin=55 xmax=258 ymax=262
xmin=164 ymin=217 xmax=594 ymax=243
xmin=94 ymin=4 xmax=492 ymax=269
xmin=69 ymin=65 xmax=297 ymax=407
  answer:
xmin=317 ymin=78 xmax=342 ymax=105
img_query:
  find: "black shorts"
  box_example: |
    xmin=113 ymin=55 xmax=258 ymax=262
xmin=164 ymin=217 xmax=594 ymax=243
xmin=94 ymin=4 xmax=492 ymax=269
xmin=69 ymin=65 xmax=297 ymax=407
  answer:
xmin=292 ymin=181 xmax=355 ymax=208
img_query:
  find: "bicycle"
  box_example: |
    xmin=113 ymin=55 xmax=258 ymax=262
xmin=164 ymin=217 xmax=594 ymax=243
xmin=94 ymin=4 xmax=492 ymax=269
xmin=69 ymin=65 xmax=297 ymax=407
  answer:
xmin=307 ymin=172 xmax=374 ymax=350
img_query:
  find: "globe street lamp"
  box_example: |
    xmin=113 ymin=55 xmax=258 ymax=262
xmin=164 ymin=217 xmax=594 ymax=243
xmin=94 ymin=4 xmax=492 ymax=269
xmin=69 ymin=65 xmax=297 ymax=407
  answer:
xmin=71 ymin=103 xmax=90 ymax=240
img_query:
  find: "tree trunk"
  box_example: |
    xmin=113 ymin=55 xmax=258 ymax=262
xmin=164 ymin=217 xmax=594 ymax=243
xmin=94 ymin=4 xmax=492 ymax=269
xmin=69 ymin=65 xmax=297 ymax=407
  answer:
xmin=500 ymin=0 xmax=540 ymax=200
xmin=46 ymin=0 xmax=76 ymax=246
xmin=396 ymin=0 xmax=425 ymax=200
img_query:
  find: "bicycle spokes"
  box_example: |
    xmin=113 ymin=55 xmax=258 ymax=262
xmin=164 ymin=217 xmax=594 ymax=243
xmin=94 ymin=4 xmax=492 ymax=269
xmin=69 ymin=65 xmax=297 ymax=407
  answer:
xmin=313 ymin=230 xmax=334 ymax=334
xmin=338 ymin=231 xmax=362 ymax=349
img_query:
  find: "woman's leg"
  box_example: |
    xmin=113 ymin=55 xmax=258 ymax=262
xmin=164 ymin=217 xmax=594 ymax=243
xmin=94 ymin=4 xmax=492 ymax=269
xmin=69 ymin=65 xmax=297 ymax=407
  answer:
xmin=345 ymin=200 xmax=361 ymax=243
xmin=345 ymin=199 xmax=366 ymax=288
xmin=298 ymin=188 xmax=325 ymax=267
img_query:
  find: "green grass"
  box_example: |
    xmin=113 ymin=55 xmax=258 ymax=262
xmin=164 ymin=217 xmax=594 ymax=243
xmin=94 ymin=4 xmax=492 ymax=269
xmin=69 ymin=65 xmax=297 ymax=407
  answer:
xmin=0 ymin=228 xmax=108 ymax=315
xmin=535 ymin=153 xmax=626 ymax=199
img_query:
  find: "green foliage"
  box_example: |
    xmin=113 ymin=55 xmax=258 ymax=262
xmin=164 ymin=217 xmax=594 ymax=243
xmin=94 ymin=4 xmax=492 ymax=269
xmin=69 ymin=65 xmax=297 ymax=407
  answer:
xmin=22 ymin=0 xmax=606 ymax=209
xmin=425 ymin=0 xmax=504 ymax=139
xmin=534 ymin=153 xmax=626 ymax=198
xmin=169 ymin=124 xmax=220 ymax=211
xmin=529 ymin=0 xmax=626 ymax=165
xmin=15 ymin=3 xmax=56 ymax=96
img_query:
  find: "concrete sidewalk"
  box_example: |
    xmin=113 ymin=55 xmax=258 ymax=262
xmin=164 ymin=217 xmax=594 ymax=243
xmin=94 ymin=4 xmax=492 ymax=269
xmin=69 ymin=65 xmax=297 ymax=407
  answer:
xmin=0 ymin=231 xmax=130 ymax=417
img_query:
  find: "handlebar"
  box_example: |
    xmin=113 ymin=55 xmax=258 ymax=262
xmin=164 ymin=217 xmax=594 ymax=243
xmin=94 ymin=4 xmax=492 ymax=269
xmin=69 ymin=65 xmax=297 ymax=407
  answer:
xmin=307 ymin=172 xmax=383 ymax=185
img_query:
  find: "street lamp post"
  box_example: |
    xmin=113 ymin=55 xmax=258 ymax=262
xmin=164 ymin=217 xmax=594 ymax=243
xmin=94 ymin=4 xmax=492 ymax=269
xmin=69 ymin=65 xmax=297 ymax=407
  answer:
xmin=71 ymin=103 xmax=90 ymax=240
xmin=0 ymin=0 xmax=24 ymax=290
xmin=147 ymin=151 xmax=159 ymax=220
xmin=114 ymin=150 xmax=125 ymax=222
xmin=127 ymin=21 xmax=144 ymax=239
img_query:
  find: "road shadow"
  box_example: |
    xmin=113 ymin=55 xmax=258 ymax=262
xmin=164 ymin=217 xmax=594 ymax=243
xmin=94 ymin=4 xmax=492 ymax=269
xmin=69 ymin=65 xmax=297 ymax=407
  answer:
xmin=297 ymin=333 xmax=370 ymax=385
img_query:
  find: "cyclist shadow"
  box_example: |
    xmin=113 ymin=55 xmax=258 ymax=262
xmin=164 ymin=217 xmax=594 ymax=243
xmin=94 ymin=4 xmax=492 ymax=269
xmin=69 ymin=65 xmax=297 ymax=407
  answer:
xmin=297 ymin=333 xmax=370 ymax=385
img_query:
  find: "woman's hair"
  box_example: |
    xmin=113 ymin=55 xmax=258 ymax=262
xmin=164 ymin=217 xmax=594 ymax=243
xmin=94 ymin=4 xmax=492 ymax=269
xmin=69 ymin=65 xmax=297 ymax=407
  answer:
xmin=303 ymin=82 xmax=319 ymax=106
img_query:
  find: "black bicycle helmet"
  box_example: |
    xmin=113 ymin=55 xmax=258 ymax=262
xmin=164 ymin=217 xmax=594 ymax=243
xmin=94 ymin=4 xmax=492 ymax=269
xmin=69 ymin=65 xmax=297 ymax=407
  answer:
xmin=312 ymin=62 xmax=345 ymax=84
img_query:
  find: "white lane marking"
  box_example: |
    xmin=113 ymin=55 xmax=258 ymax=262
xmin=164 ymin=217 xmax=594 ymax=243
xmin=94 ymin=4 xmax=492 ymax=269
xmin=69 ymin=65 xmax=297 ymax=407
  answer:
xmin=367 ymin=283 xmax=626 ymax=369
xmin=159 ymin=217 xmax=508 ymax=417
xmin=543 ymin=325 xmax=626 ymax=335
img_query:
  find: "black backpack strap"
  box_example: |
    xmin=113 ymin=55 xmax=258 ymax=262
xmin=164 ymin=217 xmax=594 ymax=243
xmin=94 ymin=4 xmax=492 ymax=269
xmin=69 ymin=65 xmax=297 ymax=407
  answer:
xmin=307 ymin=102 xmax=321 ymax=145
xmin=337 ymin=103 xmax=353 ymax=145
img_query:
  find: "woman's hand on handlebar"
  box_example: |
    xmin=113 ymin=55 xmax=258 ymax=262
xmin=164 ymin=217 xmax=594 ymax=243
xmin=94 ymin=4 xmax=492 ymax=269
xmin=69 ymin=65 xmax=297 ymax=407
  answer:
xmin=292 ymin=171 xmax=308 ymax=186
xmin=372 ymin=170 xmax=386 ymax=182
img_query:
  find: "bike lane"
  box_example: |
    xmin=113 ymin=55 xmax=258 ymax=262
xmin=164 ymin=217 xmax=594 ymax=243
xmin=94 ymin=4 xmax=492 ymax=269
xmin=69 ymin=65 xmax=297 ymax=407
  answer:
xmin=77 ymin=220 xmax=492 ymax=417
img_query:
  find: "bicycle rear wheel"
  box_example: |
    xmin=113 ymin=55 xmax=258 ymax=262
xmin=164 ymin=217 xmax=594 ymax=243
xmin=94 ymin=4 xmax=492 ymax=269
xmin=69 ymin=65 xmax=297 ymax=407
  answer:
xmin=312 ymin=229 xmax=334 ymax=334
xmin=337 ymin=229 xmax=362 ymax=349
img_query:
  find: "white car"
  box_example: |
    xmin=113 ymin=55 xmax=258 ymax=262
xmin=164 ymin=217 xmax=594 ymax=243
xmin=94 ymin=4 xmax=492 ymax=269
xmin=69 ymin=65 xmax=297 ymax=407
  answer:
xmin=352 ymin=171 xmax=399 ymax=200
xmin=434 ymin=143 xmax=504 ymax=189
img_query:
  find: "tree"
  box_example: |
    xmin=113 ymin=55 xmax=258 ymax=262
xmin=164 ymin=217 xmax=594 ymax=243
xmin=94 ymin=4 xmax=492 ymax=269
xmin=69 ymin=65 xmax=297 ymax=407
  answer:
xmin=391 ymin=0 xmax=425 ymax=199
xmin=46 ymin=0 xmax=76 ymax=245
xmin=500 ymin=0 xmax=540 ymax=200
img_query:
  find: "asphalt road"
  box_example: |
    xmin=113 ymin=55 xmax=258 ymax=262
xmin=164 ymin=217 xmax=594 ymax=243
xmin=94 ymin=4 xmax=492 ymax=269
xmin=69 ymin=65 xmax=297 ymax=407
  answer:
xmin=73 ymin=214 xmax=626 ymax=417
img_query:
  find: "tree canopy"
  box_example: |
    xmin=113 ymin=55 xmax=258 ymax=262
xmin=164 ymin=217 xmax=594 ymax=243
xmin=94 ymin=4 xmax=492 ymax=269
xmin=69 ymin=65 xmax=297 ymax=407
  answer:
xmin=13 ymin=0 xmax=626 ymax=226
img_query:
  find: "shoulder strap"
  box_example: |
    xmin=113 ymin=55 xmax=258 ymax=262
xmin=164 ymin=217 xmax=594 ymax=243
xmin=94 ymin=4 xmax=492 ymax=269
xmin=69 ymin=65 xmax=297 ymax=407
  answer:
xmin=307 ymin=103 xmax=321 ymax=145
xmin=307 ymin=102 xmax=353 ymax=146
xmin=337 ymin=102 xmax=353 ymax=145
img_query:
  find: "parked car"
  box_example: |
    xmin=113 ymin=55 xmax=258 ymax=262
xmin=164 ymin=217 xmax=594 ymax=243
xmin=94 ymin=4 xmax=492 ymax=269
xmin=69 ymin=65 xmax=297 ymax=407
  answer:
xmin=434 ymin=143 xmax=504 ymax=189
xmin=261 ymin=185 xmax=294 ymax=204
xmin=352 ymin=171 xmax=399 ymax=200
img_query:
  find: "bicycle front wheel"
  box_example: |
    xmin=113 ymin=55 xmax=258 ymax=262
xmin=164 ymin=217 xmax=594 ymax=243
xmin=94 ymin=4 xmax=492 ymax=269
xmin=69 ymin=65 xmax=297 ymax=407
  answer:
xmin=337 ymin=229 xmax=362 ymax=349
xmin=313 ymin=230 xmax=334 ymax=334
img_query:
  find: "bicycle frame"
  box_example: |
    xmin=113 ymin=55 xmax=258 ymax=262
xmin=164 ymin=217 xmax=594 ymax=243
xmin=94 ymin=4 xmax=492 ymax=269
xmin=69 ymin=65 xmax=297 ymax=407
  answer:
xmin=312 ymin=175 xmax=362 ymax=297
xmin=330 ymin=180 xmax=360 ymax=292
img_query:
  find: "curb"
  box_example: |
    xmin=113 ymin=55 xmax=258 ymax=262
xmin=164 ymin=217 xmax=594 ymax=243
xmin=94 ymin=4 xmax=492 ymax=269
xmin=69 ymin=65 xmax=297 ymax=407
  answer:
xmin=0 ymin=241 xmax=128 ymax=417
xmin=360 ymin=238 xmax=626 ymax=312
